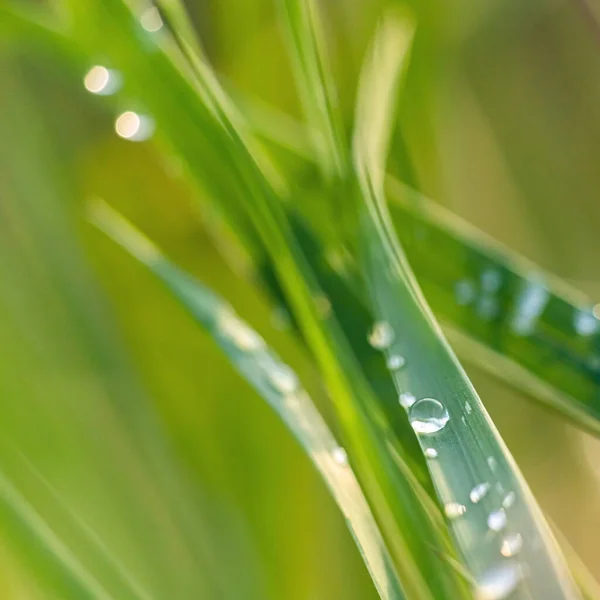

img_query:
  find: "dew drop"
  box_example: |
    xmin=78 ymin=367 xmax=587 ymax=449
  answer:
xmin=455 ymin=279 xmax=476 ymax=306
xmin=399 ymin=392 xmax=416 ymax=409
xmin=487 ymin=456 xmax=497 ymax=471
xmin=465 ymin=401 xmax=472 ymax=414
xmin=481 ymin=269 xmax=502 ymax=293
xmin=268 ymin=364 xmax=299 ymax=394
xmin=368 ymin=322 xmax=394 ymax=349
xmin=409 ymin=398 xmax=450 ymax=434
xmin=500 ymin=533 xmax=523 ymax=558
xmin=476 ymin=563 xmax=522 ymax=600
xmin=115 ymin=111 xmax=155 ymax=141
xmin=140 ymin=6 xmax=164 ymax=32
xmin=332 ymin=447 xmax=348 ymax=466
xmin=470 ymin=482 xmax=491 ymax=504
xmin=218 ymin=311 xmax=265 ymax=351
xmin=502 ymin=492 xmax=516 ymax=509
xmin=574 ymin=309 xmax=599 ymax=336
xmin=84 ymin=65 xmax=122 ymax=95
xmin=477 ymin=296 xmax=499 ymax=320
xmin=424 ymin=448 xmax=438 ymax=459
xmin=444 ymin=503 xmax=466 ymax=519
xmin=487 ymin=509 xmax=507 ymax=532
xmin=387 ymin=354 xmax=406 ymax=371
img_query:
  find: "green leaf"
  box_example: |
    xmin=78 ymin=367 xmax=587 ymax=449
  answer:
xmin=353 ymin=9 xmax=580 ymax=599
xmin=90 ymin=199 xmax=406 ymax=600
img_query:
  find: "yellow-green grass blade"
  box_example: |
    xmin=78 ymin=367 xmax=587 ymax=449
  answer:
xmin=353 ymin=10 xmax=580 ymax=599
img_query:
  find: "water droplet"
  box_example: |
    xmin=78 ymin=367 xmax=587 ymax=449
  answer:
xmin=487 ymin=456 xmax=497 ymax=471
xmin=574 ymin=309 xmax=599 ymax=336
xmin=488 ymin=509 xmax=507 ymax=532
xmin=332 ymin=447 xmax=348 ymax=466
xmin=465 ymin=401 xmax=472 ymax=414
xmin=444 ymin=503 xmax=466 ymax=519
xmin=424 ymin=448 xmax=438 ymax=459
xmin=470 ymin=482 xmax=491 ymax=504
xmin=500 ymin=533 xmax=523 ymax=558
xmin=511 ymin=278 xmax=549 ymax=336
xmin=140 ymin=6 xmax=164 ymax=32
xmin=84 ymin=65 xmax=122 ymax=95
xmin=368 ymin=322 xmax=394 ymax=349
xmin=409 ymin=398 xmax=450 ymax=434
xmin=387 ymin=354 xmax=406 ymax=370
xmin=481 ymin=269 xmax=502 ymax=293
xmin=218 ymin=311 xmax=265 ymax=351
xmin=477 ymin=296 xmax=499 ymax=320
xmin=476 ymin=563 xmax=522 ymax=600
xmin=455 ymin=280 xmax=476 ymax=306
xmin=268 ymin=364 xmax=299 ymax=394
xmin=502 ymin=492 xmax=516 ymax=509
xmin=115 ymin=111 xmax=155 ymax=141
xmin=399 ymin=392 xmax=416 ymax=409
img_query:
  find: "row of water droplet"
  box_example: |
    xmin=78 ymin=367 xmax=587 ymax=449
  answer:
xmin=82 ymin=7 xmax=164 ymax=141
xmin=368 ymin=319 xmax=525 ymax=599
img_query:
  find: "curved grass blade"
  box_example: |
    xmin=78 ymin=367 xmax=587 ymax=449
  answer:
xmin=89 ymin=199 xmax=405 ymax=600
xmin=353 ymin=11 xmax=581 ymax=600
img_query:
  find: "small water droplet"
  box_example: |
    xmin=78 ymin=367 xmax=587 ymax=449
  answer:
xmin=409 ymin=398 xmax=450 ymax=434
xmin=332 ymin=447 xmax=348 ymax=466
xmin=502 ymin=492 xmax=516 ymax=509
xmin=444 ymin=503 xmax=466 ymax=519
xmin=387 ymin=354 xmax=406 ymax=370
xmin=488 ymin=510 xmax=507 ymax=532
xmin=399 ymin=392 xmax=416 ymax=409
xmin=268 ymin=364 xmax=299 ymax=394
xmin=477 ymin=296 xmax=499 ymax=320
xmin=424 ymin=448 xmax=438 ymax=459
xmin=115 ymin=111 xmax=155 ymax=141
xmin=481 ymin=269 xmax=502 ymax=293
xmin=476 ymin=563 xmax=523 ymax=600
xmin=368 ymin=322 xmax=394 ymax=349
xmin=140 ymin=6 xmax=164 ymax=32
xmin=84 ymin=65 xmax=122 ymax=95
xmin=455 ymin=280 xmax=476 ymax=305
xmin=500 ymin=533 xmax=523 ymax=558
xmin=487 ymin=457 xmax=497 ymax=471
xmin=465 ymin=401 xmax=472 ymax=414
xmin=574 ymin=309 xmax=599 ymax=336
xmin=511 ymin=278 xmax=549 ymax=336
xmin=470 ymin=482 xmax=491 ymax=504
xmin=219 ymin=311 xmax=265 ymax=351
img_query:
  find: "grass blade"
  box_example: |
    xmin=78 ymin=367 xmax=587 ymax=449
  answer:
xmin=353 ymin=10 xmax=581 ymax=599
xmin=89 ymin=200 xmax=405 ymax=600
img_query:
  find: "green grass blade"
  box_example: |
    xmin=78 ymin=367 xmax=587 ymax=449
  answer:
xmin=89 ymin=200 xmax=405 ymax=600
xmin=279 ymin=0 xmax=347 ymax=180
xmin=353 ymin=11 xmax=581 ymax=600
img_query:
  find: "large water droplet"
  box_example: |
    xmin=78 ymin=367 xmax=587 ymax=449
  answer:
xmin=476 ymin=563 xmax=522 ymax=600
xmin=424 ymin=448 xmax=438 ymax=459
xmin=368 ymin=322 xmax=394 ymax=349
xmin=84 ymin=65 xmax=122 ymax=95
xmin=387 ymin=354 xmax=405 ymax=370
xmin=399 ymin=392 xmax=416 ymax=409
xmin=409 ymin=398 xmax=450 ymax=434
xmin=574 ymin=309 xmax=599 ymax=336
xmin=488 ymin=510 xmax=507 ymax=532
xmin=470 ymin=482 xmax=491 ymax=504
xmin=115 ymin=111 xmax=155 ymax=141
xmin=444 ymin=503 xmax=466 ymax=519
xmin=332 ymin=447 xmax=348 ymax=466
xmin=502 ymin=492 xmax=516 ymax=509
xmin=500 ymin=534 xmax=523 ymax=558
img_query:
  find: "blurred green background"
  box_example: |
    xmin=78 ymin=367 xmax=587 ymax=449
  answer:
xmin=1 ymin=0 xmax=600 ymax=597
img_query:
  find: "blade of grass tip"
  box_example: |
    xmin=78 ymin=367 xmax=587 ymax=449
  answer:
xmin=279 ymin=0 xmax=347 ymax=181
xmin=71 ymin=6 xmax=465 ymax=596
xmin=354 ymin=9 xmax=581 ymax=600
xmin=89 ymin=198 xmax=405 ymax=600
